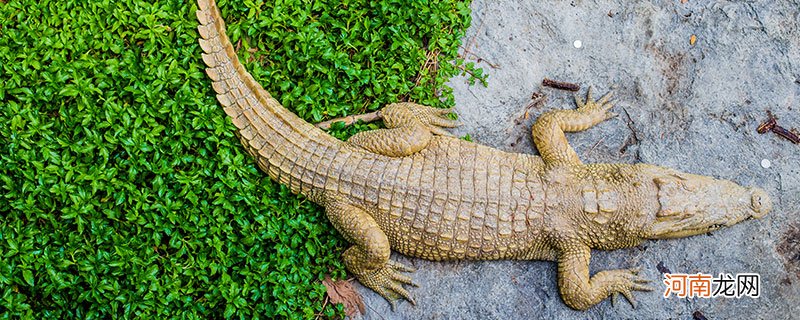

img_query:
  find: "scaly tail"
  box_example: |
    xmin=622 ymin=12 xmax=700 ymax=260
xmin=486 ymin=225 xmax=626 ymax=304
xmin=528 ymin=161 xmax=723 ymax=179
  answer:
xmin=195 ymin=0 xmax=341 ymax=196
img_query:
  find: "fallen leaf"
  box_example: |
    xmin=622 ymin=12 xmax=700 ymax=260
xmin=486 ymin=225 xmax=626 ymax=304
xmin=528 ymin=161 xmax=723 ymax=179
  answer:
xmin=690 ymin=34 xmax=697 ymax=46
xmin=323 ymin=276 xmax=365 ymax=317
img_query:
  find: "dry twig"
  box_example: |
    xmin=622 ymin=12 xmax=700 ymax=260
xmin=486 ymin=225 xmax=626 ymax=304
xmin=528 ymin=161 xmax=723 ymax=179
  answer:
xmin=315 ymin=111 xmax=382 ymax=130
xmin=542 ymin=78 xmax=580 ymax=91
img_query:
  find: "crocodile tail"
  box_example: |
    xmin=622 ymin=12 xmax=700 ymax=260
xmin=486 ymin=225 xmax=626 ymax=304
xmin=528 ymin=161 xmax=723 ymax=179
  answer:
xmin=195 ymin=0 xmax=339 ymax=194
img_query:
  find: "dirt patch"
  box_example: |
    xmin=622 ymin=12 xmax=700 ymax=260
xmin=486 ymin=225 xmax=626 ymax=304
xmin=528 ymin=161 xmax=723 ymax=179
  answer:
xmin=644 ymin=42 xmax=694 ymax=138
xmin=777 ymin=222 xmax=800 ymax=279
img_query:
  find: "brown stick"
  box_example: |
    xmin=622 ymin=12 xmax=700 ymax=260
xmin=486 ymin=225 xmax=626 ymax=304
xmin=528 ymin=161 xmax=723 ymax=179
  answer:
xmin=756 ymin=117 xmax=776 ymax=134
xmin=542 ymin=78 xmax=581 ymax=91
xmin=757 ymin=110 xmax=800 ymax=144
xmin=315 ymin=111 xmax=382 ymax=130
xmin=772 ymin=125 xmax=800 ymax=144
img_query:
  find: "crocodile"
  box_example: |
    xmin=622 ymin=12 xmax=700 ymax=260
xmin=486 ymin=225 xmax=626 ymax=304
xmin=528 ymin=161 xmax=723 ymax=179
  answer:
xmin=195 ymin=0 xmax=771 ymax=311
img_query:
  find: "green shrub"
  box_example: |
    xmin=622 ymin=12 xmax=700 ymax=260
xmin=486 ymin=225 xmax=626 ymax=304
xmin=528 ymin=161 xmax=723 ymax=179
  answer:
xmin=0 ymin=0 xmax=481 ymax=318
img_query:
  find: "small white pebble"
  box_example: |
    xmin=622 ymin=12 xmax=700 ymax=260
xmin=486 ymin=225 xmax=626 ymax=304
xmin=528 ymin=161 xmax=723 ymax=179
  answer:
xmin=761 ymin=159 xmax=771 ymax=168
xmin=573 ymin=40 xmax=582 ymax=48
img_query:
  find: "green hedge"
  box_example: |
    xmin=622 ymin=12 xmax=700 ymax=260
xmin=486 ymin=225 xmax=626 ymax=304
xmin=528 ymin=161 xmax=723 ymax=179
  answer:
xmin=0 ymin=0 xmax=480 ymax=318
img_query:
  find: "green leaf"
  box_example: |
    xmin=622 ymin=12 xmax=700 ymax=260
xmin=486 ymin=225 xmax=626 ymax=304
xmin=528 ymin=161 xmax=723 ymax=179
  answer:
xmin=0 ymin=0 xmax=480 ymax=318
xmin=23 ymin=270 xmax=34 ymax=286
xmin=305 ymin=241 xmax=316 ymax=256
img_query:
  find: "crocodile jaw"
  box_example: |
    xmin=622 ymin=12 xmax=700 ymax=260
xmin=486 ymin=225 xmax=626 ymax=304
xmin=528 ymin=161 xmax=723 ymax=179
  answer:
xmin=644 ymin=171 xmax=771 ymax=240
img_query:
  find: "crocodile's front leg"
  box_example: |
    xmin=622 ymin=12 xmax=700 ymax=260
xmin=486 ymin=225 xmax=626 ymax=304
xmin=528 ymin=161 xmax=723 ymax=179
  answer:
xmin=556 ymin=241 xmax=652 ymax=310
xmin=533 ymin=88 xmax=653 ymax=309
xmin=348 ymin=102 xmax=459 ymax=157
xmin=324 ymin=197 xmax=417 ymax=309
xmin=532 ymin=87 xmax=614 ymax=166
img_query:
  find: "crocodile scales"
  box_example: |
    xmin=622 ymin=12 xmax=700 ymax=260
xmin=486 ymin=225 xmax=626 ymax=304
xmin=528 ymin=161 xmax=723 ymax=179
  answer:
xmin=195 ymin=0 xmax=771 ymax=311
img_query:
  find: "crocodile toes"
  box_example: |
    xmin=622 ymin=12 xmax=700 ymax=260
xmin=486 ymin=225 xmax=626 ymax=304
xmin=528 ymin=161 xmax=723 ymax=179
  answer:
xmin=610 ymin=267 xmax=655 ymax=309
xmin=409 ymin=104 xmax=460 ymax=135
xmin=358 ymin=259 xmax=418 ymax=309
xmin=574 ymin=86 xmax=615 ymax=120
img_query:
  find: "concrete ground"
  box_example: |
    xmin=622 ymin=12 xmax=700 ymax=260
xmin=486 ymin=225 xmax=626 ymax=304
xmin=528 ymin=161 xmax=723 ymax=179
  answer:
xmin=356 ymin=0 xmax=800 ymax=319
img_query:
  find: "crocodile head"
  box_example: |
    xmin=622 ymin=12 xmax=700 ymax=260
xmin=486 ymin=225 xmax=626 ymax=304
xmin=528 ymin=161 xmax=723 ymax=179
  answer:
xmin=638 ymin=164 xmax=771 ymax=239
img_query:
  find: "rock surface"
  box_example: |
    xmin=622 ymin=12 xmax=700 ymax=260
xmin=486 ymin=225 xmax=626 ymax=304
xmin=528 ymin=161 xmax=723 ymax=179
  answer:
xmin=357 ymin=0 xmax=800 ymax=318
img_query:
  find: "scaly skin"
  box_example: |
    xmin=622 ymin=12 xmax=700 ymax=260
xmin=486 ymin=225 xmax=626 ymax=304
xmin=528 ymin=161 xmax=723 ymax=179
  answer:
xmin=195 ymin=0 xmax=772 ymax=311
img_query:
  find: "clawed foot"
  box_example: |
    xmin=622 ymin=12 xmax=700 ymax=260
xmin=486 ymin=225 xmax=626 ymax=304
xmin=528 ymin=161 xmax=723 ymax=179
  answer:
xmin=604 ymin=267 xmax=654 ymax=309
xmin=356 ymin=259 xmax=419 ymax=310
xmin=575 ymin=87 xmax=617 ymax=121
xmin=384 ymin=103 xmax=461 ymax=137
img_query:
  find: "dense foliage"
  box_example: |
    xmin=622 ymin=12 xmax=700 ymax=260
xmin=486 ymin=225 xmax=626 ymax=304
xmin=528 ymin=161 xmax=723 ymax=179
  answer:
xmin=0 ymin=0 xmax=480 ymax=318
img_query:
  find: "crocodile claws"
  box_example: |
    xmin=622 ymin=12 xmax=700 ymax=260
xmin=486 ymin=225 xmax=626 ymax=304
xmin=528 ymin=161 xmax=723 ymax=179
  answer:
xmin=430 ymin=126 xmax=456 ymax=137
xmin=435 ymin=107 xmax=455 ymax=116
xmin=608 ymin=267 xmax=653 ymax=309
xmin=406 ymin=104 xmax=461 ymax=136
xmin=356 ymin=259 xmax=418 ymax=310
xmin=621 ymin=290 xmax=638 ymax=309
xmin=387 ymin=281 xmax=415 ymax=305
xmin=598 ymin=90 xmax=614 ymax=104
xmin=430 ymin=116 xmax=461 ymax=128
xmin=575 ymin=86 xmax=615 ymax=108
xmin=573 ymin=86 xmax=615 ymax=125
xmin=389 ymin=269 xmax=416 ymax=286
xmin=611 ymin=288 xmax=640 ymax=309
xmin=388 ymin=260 xmax=417 ymax=272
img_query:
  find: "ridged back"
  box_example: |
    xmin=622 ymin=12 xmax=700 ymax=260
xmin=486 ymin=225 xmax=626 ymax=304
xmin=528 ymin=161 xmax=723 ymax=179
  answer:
xmin=343 ymin=138 xmax=547 ymax=260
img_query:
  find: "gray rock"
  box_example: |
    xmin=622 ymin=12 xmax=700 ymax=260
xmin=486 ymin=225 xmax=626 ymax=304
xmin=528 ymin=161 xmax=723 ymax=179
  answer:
xmin=357 ymin=0 xmax=800 ymax=318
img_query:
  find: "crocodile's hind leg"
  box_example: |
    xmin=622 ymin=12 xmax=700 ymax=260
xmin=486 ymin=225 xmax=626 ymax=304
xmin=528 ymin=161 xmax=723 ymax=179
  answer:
xmin=532 ymin=87 xmax=615 ymax=166
xmin=348 ymin=102 xmax=459 ymax=157
xmin=324 ymin=197 xmax=418 ymax=309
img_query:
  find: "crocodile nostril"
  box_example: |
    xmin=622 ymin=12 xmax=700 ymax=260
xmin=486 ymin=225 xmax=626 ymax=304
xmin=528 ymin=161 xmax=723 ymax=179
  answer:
xmin=750 ymin=188 xmax=771 ymax=218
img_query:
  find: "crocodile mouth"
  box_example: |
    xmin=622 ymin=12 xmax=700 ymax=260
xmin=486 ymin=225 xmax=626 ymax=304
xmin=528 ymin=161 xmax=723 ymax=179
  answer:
xmin=645 ymin=179 xmax=769 ymax=239
xmin=647 ymin=200 xmax=767 ymax=239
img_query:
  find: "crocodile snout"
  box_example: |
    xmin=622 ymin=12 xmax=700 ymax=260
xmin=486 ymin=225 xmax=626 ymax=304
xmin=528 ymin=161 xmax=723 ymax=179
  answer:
xmin=750 ymin=188 xmax=771 ymax=219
